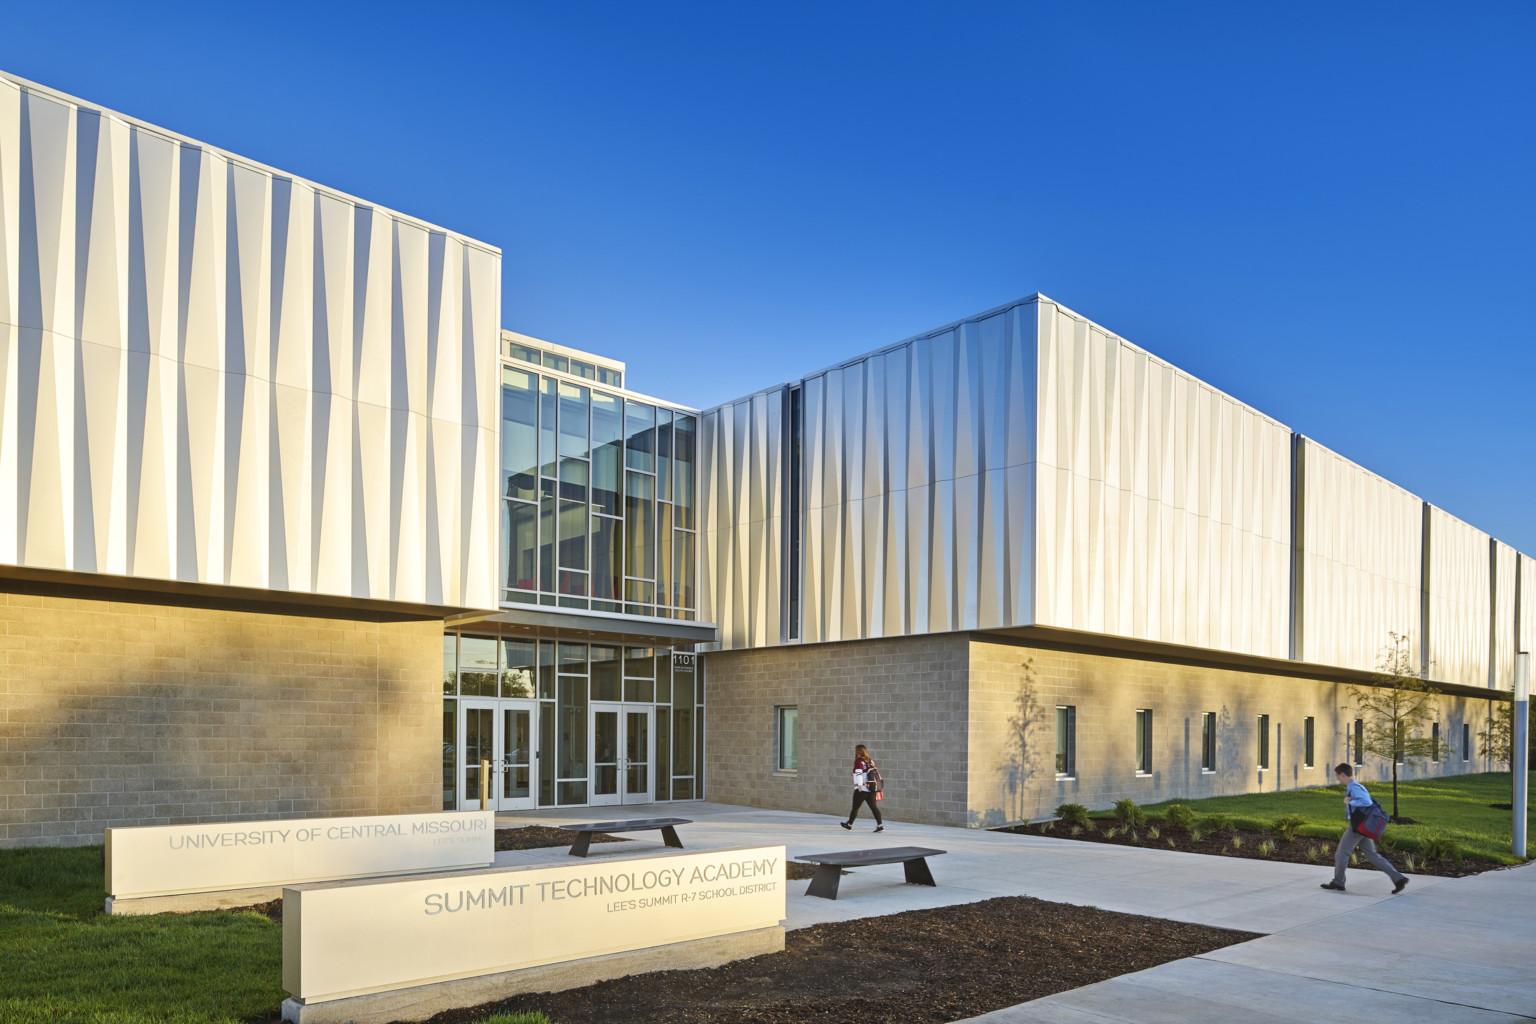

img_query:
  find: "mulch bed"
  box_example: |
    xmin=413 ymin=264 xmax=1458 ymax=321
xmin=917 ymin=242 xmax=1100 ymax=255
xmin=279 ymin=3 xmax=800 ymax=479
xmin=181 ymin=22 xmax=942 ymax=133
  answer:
xmin=998 ymin=820 xmax=1504 ymax=878
xmin=410 ymin=896 xmax=1257 ymax=1024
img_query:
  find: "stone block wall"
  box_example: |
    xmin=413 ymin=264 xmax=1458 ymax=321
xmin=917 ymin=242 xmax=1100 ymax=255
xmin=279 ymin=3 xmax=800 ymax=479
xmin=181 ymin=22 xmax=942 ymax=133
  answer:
xmin=967 ymin=637 xmax=1494 ymax=825
xmin=703 ymin=634 xmax=972 ymax=826
xmin=702 ymin=631 xmax=1499 ymax=829
xmin=0 ymin=581 xmax=443 ymax=848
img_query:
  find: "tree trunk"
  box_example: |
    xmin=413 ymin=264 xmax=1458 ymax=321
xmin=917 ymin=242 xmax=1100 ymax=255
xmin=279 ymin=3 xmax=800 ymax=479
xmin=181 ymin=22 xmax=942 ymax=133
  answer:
xmin=1391 ymin=757 xmax=1400 ymax=820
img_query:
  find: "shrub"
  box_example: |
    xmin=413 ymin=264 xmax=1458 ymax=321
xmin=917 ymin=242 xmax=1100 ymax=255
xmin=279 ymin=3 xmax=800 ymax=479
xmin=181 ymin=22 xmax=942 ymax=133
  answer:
xmin=1202 ymin=812 xmax=1235 ymax=833
xmin=1167 ymin=838 xmax=1176 ymax=849
xmin=1271 ymin=813 xmax=1308 ymax=841
xmin=1230 ymin=835 xmax=1243 ymax=850
xmin=1113 ymin=798 xmax=1147 ymax=826
xmin=1421 ymin=835 xmax=1461 ymax=864
xmin=1056 ymin=803 xmax=1092 ymax=829
xmin=1257 ymin=840 xmax=1274 ymax=857
xmin=1189 ymin=829 xmax=1204 ymax=843
xmin=1403 ymin=854 xmax=1419 ymax=873
xmin=1164 ymin=804 xmax=1196 ymax=831
xmin=1146 ymin=825 xmax=1160 ymax=840
xmin=1305 ymin=844 xmax=1321 ymax=862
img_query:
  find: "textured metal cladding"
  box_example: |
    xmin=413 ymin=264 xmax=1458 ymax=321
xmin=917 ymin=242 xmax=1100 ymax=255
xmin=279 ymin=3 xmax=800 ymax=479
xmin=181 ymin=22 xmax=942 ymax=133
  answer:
xmin=698 ymin=387 xmax=784 ymax=649
xmin=0 ymin=77 xmax=499 ymax=609
xmin=797 ymin=303 xmax=1036 ymax=646
xmin=1426 ymin=507 xmax=1492 ymax=688
xmin=1033 ymin=300 xmax=1291 ymax=658
xmin=1492 ymin=541 xmax=1518 ymax=689
xmin=698 ymin=301 xmax=1038 ymax=650
xmin=1299 ymin=439 xmax=1422 ymax=673
xmin=1520 ymin=555 xmax=1536 ymax=662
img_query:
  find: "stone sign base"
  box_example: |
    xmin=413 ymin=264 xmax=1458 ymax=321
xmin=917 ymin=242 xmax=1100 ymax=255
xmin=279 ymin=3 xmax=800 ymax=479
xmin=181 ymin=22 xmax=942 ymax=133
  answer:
xmin=280 ymin=925 xmax=785 ymax=1024
xmin=106 ymin=885 xmax=285 ymax=916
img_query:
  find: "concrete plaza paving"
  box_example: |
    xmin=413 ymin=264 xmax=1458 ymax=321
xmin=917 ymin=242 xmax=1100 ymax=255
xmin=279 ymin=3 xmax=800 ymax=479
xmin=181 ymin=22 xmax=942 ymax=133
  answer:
xmin=497 ymin=801 xmax=1536 ymax=1023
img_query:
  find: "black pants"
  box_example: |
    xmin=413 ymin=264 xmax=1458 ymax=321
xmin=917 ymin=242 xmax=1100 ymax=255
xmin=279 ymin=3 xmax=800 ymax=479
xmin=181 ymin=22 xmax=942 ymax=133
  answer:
xmin=847 ymin=789 xmax=882 ymax=825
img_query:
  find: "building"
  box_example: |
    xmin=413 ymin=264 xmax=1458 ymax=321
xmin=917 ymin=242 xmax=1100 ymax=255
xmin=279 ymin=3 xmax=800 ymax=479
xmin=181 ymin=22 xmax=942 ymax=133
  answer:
xmin=0 ymin=71 xmax=1528 ymax=846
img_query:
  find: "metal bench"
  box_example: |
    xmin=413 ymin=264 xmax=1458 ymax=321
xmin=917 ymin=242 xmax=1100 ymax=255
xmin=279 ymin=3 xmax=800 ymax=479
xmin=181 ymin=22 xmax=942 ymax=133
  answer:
xmin=558 ymin=817 xmax=693 ymax=858
xmin=795 ymin=846 xmax=947 ymax=900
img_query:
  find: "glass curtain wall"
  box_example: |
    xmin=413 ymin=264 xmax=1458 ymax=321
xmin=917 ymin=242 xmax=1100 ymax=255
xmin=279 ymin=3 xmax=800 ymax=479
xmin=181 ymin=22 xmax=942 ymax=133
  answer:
xmin=501 ymin=366 xmax=697 ymax=618
xmin=442 ymin=634 xmax=702 ymax=808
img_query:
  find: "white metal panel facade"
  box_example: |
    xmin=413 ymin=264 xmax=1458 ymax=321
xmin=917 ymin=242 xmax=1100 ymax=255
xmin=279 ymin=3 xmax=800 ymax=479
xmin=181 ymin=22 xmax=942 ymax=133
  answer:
xmin=1426 ymin=507 xmax=1492 ymax=688
xmin=795 ymin=303 xmax=1036 ymax=646
xmin=1492 ymin=541 xmax=1518 ymax=690
xmin=1032 ymin=300 xmax=1291 ymax=658
xmin=1299 ymin=439 xmax=1422 ymax=673
xmin=0 ymin=74 xmax=500 ymax=609
xmin=698 ymin=388 xmax=785 ymax=650
xmin=1520 ymin=554 xmax=1536 ymax=664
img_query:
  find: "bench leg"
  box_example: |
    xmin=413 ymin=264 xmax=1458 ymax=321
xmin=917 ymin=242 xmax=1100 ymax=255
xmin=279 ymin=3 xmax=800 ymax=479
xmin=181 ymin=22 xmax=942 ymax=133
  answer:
xmin=568 ymin=832 xmax=593 ymax=858
xmin=805 ymin=865 xmax=842 ymax=900
xmin=659 ymin=825 xmax=684 ymax=849
xmin=903 ymin=857 xmax=937 ymax=887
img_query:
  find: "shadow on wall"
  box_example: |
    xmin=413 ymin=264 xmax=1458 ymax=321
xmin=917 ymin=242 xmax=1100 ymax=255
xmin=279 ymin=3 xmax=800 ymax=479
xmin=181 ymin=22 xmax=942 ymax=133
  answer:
xmin=971 ymin=657 xmax=1050 ymax=828
xmin=1216 ymin=703 xmax=1246 ymax=794
xmin=0 ymin=613 xmax=429 ymax=847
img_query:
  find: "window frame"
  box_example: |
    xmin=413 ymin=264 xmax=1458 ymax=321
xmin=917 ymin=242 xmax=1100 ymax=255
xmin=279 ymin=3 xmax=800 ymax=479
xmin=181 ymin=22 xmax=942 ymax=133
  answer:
xmin=1303 ymin=716 xmax=1315 ymax=769
xmin=1135 ymin=709 xmax=1153 ymax=775
xmin=1055 ymin=705 xmax=1077 ymax=779
xmin=1256 ymin=714 xmax=1271 ymax=771
xmin=1201 ymin=711 xmax=1216 ymax=773
xmin=775 ymin=706 xmax=799 ymax=774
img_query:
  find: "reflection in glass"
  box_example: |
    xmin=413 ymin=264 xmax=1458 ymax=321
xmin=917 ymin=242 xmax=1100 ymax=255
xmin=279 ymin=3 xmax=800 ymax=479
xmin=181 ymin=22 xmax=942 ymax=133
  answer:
xmin=501 ymin=369 xmax=538 ymax=501
xmin=464 ymin=706 xmax=493 ymax=804
xmin=504 ymin=500 xmax=537 ymax=593
xmin=558 ymin=675 xmax=588 ymax=781
xmin=538 ymin=640 xmax=556 ymax=699
xmin=458 ymin=636 xmax=498 ymax=696
xmin=673 ymin=707 xmax=694 ymax=775
xmin=591 ymin=516 xmax=622 ymax=607
xmin=626 ymin=711 xmax=649 ymax=795
xmin=501 ymin=640 xmax=536 ymax=698
xmin=625 ymin=401 xmax=655 ymax=472
xmin=673 ymin=531 xmax=695 ymax=610
xmin=442 ymin=635 xmax=457 ymax=696
xmin=543 ymin=352 xmax=569 ymax=373
xmin=504 ymin=707 xmax=531 ymax=799
xmin=657 ymin=409 xmax=672 ymax=502
xmin=558 ymin=459 xmax=588 ymax=570
xmin=591 ymin=646 xmax=621 ymax=701
xmin=539 ymin=479 xmax=555 ymax=592
xmin=591 ymin=393 xmax=623 ymax=515
xmin=560 ymin=642 xmax=588 ymax=670
xmin=593 ymin=709 xmax=618 ymax=797
xmin=625 ymin=472 xmax=655 ymax=580
xmin=539 ymin=377 xmax=557 ymax=478
xmin=557 ymin=382 xmax=589 ymax=459
xmin=658 ymin=502 xmax=673 ymax=608
xmin=674 ymin=415 xmax=696 ymax=529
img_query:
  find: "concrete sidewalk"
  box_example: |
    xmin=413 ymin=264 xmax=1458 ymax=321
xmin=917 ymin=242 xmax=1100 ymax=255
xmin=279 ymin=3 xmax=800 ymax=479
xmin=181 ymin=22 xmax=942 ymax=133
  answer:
xmin=497 ymin=802 xmax=1535 ymax=1022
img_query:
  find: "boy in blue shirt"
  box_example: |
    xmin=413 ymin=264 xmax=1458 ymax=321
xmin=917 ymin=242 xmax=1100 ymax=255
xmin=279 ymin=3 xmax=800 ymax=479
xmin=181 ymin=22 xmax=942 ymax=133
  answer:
xmin=1321 ymin=762 xmax=1409 ymax=894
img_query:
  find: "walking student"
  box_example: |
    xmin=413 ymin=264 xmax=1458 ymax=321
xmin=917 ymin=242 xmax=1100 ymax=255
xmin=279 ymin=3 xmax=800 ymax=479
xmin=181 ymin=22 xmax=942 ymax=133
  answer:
xmin=1320 ymin=762 xmax=1408 ymax=894
xmin=840 ymin=743 xmax=884 ymax=833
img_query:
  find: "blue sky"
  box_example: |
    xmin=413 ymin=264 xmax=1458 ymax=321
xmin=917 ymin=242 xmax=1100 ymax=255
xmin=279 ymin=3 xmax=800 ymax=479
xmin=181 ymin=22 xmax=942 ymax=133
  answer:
xmin=6 ymin=2 xmax=1533 ymax=552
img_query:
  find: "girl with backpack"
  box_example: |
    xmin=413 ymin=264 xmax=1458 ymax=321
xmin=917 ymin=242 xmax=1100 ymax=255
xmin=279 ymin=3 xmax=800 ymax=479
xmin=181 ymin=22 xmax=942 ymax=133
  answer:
xmin=840 ymin=744 xmax=884 ymax=833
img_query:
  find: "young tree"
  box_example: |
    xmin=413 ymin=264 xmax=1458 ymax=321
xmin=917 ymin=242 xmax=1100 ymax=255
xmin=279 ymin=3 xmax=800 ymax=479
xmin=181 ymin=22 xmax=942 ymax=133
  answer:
xmin=1348 ymin=632 xmax=1440 ymax=821
xmin=1479 ymin=695 xmax=1513 ymax=769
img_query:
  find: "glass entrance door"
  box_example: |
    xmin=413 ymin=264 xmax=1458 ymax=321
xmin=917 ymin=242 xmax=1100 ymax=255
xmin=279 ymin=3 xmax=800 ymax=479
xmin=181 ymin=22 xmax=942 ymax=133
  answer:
xmin=590 ymin=703 xmax=653 ymax=806
xmin=459 ymin=699 xmax=538 ymax=811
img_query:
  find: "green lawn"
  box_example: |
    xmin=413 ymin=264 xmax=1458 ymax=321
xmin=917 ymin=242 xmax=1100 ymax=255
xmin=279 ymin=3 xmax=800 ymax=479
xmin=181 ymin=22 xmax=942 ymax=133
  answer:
xmin=0 ymin=846 xmax=552 ymax=1024
xmin=1121 ymin=771 xmax=1534 ymax=865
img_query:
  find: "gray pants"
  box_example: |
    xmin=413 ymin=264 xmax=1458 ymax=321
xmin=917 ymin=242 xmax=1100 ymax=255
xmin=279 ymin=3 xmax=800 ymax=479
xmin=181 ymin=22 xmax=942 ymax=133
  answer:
xmin=1334 ymin=825 xmax=1406 ymax=887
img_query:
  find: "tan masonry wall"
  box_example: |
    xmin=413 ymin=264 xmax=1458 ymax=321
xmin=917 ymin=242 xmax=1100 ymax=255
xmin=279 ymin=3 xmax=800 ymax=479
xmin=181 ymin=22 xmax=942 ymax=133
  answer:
xmin=703 ymin=635 xmax=973 ymax=827
xmin=0 ymin=582 xmax=443 ymax=848
xmin=702 ymin=632 xmax=1501 ymax=829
